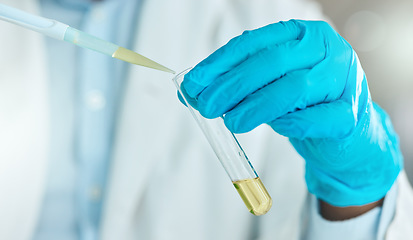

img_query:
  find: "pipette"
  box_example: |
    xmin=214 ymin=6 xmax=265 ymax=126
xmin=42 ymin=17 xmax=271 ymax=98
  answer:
xmin=0 ymin=3 xmax=175 ymax=74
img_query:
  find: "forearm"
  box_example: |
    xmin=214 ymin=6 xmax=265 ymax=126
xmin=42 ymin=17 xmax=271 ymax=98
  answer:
xmin=304 ymin=181 xmax=398 ymax=240
xmin=320 ymin=198 xmax=384 ymax=221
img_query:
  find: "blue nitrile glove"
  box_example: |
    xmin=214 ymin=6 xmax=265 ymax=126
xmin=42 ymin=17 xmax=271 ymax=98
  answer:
xmin=181 ymin=20 xmax=403 ymax=207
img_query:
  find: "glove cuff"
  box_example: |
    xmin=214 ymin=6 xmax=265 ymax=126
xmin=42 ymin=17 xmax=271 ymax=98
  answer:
xmin=304 ymin=103 xmax=403 ymax=207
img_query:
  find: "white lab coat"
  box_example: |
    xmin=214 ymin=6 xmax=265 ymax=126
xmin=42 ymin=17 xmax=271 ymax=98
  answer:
xmin=0 ymin=0 xmax=412 ymax=239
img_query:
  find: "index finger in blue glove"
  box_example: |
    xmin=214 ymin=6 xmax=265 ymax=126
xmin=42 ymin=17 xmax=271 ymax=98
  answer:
xmin=182 ymin=20 xmax=304 ymax=98
xmin=196 ymin=36 xmax=326 ymax=119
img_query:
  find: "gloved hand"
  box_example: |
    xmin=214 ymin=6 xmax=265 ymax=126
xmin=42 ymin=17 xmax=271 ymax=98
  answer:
xmin=181 ymin=20 xmax=403 ymax=207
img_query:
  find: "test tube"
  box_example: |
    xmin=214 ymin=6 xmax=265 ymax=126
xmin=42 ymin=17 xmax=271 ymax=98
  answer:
xmin=172 ymin=68 xmax=272 ymax=215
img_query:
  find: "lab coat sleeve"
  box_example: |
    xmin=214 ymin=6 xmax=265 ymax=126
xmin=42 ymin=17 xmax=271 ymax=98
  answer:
xmin=304 ymin=180 xmax=398 ymax=240
xmin=385 ymin=171 xmax=413 ymax=239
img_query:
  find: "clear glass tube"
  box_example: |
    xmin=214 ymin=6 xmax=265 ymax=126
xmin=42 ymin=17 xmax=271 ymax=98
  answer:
xmin=172 ymin=68 xmax=272 ymax=215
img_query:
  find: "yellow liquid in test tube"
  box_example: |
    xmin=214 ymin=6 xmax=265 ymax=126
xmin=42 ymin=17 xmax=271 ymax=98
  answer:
xmin=233 ymin=177 xmax=272 ymax=215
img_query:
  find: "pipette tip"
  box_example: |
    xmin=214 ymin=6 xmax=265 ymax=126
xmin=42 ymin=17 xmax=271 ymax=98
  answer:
xmin=112 ymin=47 xmax=175 ymax=74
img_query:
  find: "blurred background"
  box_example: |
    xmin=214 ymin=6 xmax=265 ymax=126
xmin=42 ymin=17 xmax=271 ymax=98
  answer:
xmin=316 ymin=0 xmax=413 ymax=184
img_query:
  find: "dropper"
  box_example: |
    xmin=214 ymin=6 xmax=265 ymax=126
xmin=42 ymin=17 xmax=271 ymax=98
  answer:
xmin=0 ymin=3 xmax=175 ymax=74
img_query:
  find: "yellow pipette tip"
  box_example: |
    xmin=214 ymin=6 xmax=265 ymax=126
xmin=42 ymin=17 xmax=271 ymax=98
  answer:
xmin=112 ymin=47 xmax=175 ymax=74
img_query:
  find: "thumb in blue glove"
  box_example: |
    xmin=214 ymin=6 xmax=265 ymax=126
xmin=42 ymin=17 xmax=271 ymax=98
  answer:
xmin=181 ymin=20 xmax=403 ymax=207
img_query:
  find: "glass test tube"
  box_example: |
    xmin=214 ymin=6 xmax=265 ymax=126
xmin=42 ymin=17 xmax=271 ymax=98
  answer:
xmin=172 ymin=68 xmax=272 ymax=216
